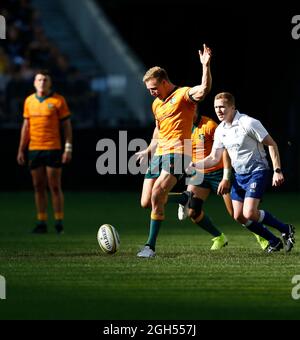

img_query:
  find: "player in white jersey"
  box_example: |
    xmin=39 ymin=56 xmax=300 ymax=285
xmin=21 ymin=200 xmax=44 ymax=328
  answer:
xmin=188 ymin=92 xmax=295 ymax=253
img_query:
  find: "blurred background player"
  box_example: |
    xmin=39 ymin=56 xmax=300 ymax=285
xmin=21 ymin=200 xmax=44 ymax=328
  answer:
xmin=17 ymin=70 xmax=72 ymax=234
xmin=135 ymin=44 xmax=212 ymax=258
xmin=189 ymin=92 xmax=295 ymax=253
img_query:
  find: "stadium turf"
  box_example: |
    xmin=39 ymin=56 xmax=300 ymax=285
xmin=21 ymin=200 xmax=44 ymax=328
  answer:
xmin=0 ymin=191 xmax=299 ymax=320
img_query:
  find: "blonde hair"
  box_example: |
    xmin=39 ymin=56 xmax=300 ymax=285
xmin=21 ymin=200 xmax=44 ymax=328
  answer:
xmin=215 ymin=92 xmax=235 ymax=106
xmin=143 ymin=66 xmax=170 ymax=83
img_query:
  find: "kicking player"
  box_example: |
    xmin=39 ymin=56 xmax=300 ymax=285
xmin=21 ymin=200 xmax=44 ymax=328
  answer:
xmin=17 ymin=70 xmax=72 ymax=234
xmin=135 ymin=44 xmax=212 ymax=258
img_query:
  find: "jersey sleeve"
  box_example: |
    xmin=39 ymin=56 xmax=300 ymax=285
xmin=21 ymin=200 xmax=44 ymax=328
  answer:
xmin=183 ymin=87 xmax=197 ymax=105
xmin=58 ymin=96 xmax=71 ymax=120
xmin=212 ymin=126 xmax=224 ymax=149
xmin=243 ymin=117 xmax=269 ymax=142
xmin=23 ymin=97 xmax=30 ymax=119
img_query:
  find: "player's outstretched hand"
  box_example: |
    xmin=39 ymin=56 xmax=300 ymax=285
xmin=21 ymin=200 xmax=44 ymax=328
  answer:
xmin=135 ymin=149 xmax=149 ymax=165
xmin=199 ymin=43 xmax=212 ymax=66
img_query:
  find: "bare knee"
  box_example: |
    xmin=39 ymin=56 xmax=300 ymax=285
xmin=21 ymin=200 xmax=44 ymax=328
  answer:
xmin=151 ymin=187 xmax=164 ymax=206
xmin=141 ymin=198 xmax=151 ymax=209
xmin=234 ymin=212 xmax=245 ymax=224
xmin=33 ymin=180 xmax=46 ymax=193
xmin=243 ymin=209 xmax=257 ymax=221
xmin=48 ymin=182 xmax=61 ymax=195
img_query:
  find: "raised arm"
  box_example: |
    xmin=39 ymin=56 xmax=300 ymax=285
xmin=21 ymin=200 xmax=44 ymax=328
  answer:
xmin=263 ymin=134 xmax=284 ymax=187
xmin=188 ymin=44 xmax=212 ymax=102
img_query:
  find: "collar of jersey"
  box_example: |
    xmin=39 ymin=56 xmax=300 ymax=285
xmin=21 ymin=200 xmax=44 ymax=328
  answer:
xmin=161 ymin=86 xmax=179 ymax=102
xmin=35 ymin=91 xmax=54 ymax=103
xmin=224 ymin=110 xmax=241 ymax=128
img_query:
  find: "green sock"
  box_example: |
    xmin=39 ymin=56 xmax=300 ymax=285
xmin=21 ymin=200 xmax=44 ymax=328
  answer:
xmin=168 ymin=191 xmax=189 ymax=205
xmin=197 ymin=214 xmax=221 ymax=237
xmin=146 ymin=219 xmax=162 ymax=250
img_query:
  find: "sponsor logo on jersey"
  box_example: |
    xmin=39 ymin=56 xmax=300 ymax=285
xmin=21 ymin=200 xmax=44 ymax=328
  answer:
xmin=198 ymin=134 xmax=205 ymax=141
xmin=169 ymin=97 xmax=176 ymax=105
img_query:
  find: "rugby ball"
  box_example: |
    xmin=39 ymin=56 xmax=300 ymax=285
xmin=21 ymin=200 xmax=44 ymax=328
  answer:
xmin=97 ymin=224 xmax=120 ymax=254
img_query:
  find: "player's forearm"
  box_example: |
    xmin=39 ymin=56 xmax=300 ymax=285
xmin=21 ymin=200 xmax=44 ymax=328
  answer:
xmin=18 ymin=121 xmax=29 ymax=152
xmin=148 ymin=139 xmax=158 ymax=155
xmin=148 ymin=126 xmax=158 ymax=154
xmin=193 ymin=147 xmax=222 ymax=170
xmin=201 ymin=63 xmax=212 ymax=95
xmin=63 ymin=120 xmax=72 ymax=144
xmin=62 ymin=119 xmax=73 ymax=153
xmin=222 ymin=149 xmax=232 ymax=179
xmin=18 ymin=134 xmax=29 ymax=152
xmin=193 ymin=155 xmax=218 ymax=170
xmin=222 ymin=149 xmax=231 ymax=169
xmin=268 ymin=144 xmax=281 ymax=170
xmin=189 ymin=64 xmax=212 ymax=102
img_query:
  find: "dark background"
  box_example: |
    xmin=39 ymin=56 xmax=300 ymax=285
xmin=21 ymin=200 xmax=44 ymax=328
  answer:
xmin=2 ymin=0 xmax=300 ymax=191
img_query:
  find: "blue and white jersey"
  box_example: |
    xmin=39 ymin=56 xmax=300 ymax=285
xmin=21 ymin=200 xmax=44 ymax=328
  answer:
xmin=213 ymin=111 xmax=270 ymax=174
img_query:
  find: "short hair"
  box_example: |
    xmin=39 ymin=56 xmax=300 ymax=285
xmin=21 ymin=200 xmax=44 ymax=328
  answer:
xmin=215 ymin=92 xmax=235 ymax=106
xmin=143 ymin=66 xmax=170 ymax=83
xmin=35 ymin=69 xmax=51 ymax=79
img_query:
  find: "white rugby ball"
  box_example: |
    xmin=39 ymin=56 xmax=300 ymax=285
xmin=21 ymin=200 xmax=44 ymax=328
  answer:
xmin=97 ymin=224 xmax=120 ymax=254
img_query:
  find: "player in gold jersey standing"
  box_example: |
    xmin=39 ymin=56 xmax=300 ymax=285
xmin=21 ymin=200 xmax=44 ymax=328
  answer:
xmin=17 ymin=70 xmax=72 ymax=234
xmin=136 ymin=44 xmax=212 ymax=257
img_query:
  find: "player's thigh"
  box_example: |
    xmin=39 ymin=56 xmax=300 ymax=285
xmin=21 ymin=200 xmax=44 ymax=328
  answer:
xmin=141 ymin=178 xmax=156 ymax=208
xmin=223 ymin=193 xmax=234 ymax=218
xmin=232 ymin=199 xmax=245 ymax=220
xmin=46 ymin=167 xmax=62 ymax=189
xmin=31 ymin=167 xmax=47 ymax=189
xmin=153 ymin=170 xmax=177 ymax=195
xmin=187 ymin=185 xmax=211 ymax=201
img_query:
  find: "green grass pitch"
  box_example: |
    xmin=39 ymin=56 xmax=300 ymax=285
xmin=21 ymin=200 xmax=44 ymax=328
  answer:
xmin=0 ymin=191 xmax=300 ymax=320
